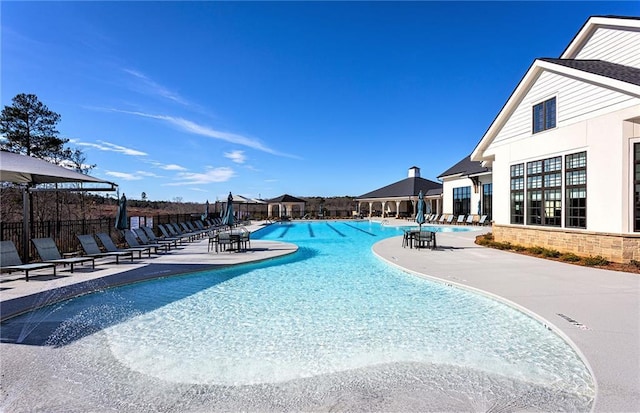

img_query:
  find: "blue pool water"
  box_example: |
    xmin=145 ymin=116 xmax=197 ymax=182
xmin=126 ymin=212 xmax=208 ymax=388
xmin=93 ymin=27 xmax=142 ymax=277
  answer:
xmin=1 ymin=221 xmax=594 ymax=410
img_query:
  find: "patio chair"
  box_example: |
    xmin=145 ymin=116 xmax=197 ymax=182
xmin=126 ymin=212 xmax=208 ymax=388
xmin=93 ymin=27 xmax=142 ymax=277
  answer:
xmin=96 ymin=232 xmax=151 ymax=258
xmin=465 ymin=215 xmax=474 ymax=225
xmin=123 ymin=230 xmax=167 ymax=254
xmin=477 ymin=215 xmax=489 ymax=226
xmin=141 ymin=226 xmax=179 ymax=248
xmin=446 ymin=215 xmax=455 ymax=224
xmin=213 ymin=232 xmax=232 ymax=253
xmin=415 ymin=231 xmax=435 ymax=250
xmin=31 ymin=237 xmax=95 ymax=273
xmin=1 ymin=240 xmax=56 ymax=281
xmin=438 ymin=215 xmax=447 ymax=224
xmin=133 ymin=229 xmax=173 ymax=252
xmin=456 ymin=215 xmax=466 ymax=225
xmin=77 ymin=234 xmax=133 ymax=264
xmin=182 ymin=222 xmax=207 ymax=238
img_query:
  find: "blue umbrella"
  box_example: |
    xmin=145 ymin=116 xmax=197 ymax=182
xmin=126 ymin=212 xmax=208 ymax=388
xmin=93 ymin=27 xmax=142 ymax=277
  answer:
xmin=415 ymin=190 xmax=426 ymax=231
xmin=222 ymin=192 xmax=235 ymax=229
xmin=115 ymin=193 xmax=129 ymax=230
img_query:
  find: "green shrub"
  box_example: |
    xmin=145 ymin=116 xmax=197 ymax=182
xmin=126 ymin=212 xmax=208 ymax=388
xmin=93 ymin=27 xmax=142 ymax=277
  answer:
xmin=512 ymin=244 xmax=527 ymax=252
xmin=541 ymin=248 xmax=561 ymax=258
xmin=630 ymin=259 xmax=640 ymax=268
xmin=583 ymin=255 xmax=610 ymax=266
xmin=528 ymin=246 xmax=545 ymax=255
xmin=561 ymin=253 xmax=581 ymax=262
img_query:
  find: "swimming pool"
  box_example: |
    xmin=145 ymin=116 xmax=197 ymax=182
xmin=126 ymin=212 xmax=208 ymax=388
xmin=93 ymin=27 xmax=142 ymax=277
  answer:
xmin=0 ymin=221 xmax=594 ymax=411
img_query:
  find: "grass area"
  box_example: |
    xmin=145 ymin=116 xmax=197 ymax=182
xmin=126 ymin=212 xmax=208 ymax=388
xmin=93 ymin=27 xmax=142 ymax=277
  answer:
xmin=475 ymin=233 xmax=640 ymax=274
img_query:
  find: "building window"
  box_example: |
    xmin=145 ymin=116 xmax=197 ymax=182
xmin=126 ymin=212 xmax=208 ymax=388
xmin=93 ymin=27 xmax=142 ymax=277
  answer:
xmin=634 ymin=143 xmax=640 ymax=232
xmin=453 ymin=186 xmax=471 ymax=216
xmin=482 ymin=183 xmax=492 ymax=220
xmin=527 ymin=156 xmax=561 ymax=226
xmin=566 ymin=151 xmax=587 ymax=229
xmin=510 ymin=164 xmax=524 ymax=224
xmin=533 ymin=97 xmax=556 ymax=134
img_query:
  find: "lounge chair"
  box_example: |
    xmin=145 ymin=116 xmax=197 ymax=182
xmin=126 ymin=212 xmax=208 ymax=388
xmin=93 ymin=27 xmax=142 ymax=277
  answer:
xmin=182 ymin=222 xmax=207 ymax=238
xmin=465 ymin=215 xmax=474 ymax=225
xmin=446 ymin=215 xmax=455 ymax=224
xmin=123 ymin=230 xmax=168 ymax=254
xmin=31 ymin=237 xmax=95 ymax=272
xmin=77 ymin=234 xmax=133 ymax=264
xmin=132 ymin=229 xmax=173 ymax=252
xmin=168 ymin=223 xmax=199 ymax=242
xmin=438 ymin=215 xmax=447 ymax=224
xmin=159 ymin=224 xmax=192 ymax=243
xmin=1 ymin=240 xmax=56 ymax=281
xmin=456 ymin=215 xmax=466 ymax=225
xmin=141 ymin=226 xmax=179 ymax=248
xmin=96 ymin=232 xmax=151 ymax=258
xmin=477 ymin=215 xmax=489 ymax=226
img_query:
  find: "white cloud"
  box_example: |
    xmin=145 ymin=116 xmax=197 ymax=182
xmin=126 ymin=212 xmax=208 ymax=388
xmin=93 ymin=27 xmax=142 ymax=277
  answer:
xmin=105 ymin=171 xmax=143 ymax=181
xmin=224 ymin=150 xmax=246 ymax=164
xmin=136 ymin=170 xmax=161 ymax=178
xmin=113 ymin=109 xmax=300 ymax=159
xmin=123 ymin=68 xmax=189 ymax=106
xmin=162 ymin=164 xmax=187 ymax=171
xmin=164 ymin=167 xmax=235 ymax=186
xmin=72 ymin=139 xmax=147 ymax=156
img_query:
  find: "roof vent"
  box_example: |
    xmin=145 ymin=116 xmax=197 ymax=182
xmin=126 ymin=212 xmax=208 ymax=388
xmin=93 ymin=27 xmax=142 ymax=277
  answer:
xmin=408 ymin=166 xmax=420 ymax=178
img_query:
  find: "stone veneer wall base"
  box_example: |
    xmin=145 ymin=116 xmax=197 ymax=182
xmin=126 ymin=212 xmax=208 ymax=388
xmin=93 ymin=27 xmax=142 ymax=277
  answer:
xmin=492 ymin=224 xmax=640 ymax=264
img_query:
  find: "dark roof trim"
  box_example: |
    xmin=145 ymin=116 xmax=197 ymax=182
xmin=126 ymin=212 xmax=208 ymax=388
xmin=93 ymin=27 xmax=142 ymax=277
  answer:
xmin=438 ymin=154 xmax=490 ymax=179
xmin=540 ymin=58 xmax=640 ymax=86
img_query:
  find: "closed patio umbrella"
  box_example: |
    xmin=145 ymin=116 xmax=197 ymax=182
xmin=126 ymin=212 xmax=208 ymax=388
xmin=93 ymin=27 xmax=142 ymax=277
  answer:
xmin=115 ymin=194 xmax=129 ymax=230
xmin=416 ymin=190 xmax=425 ymax=231
xmin=202 ymin=200 xmax=210 ymax=221
xmin=222 ymin=192 xmax=235 ymax=229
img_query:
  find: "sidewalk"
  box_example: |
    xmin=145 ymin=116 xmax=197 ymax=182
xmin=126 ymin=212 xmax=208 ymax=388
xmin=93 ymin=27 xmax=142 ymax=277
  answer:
xmin=372 ymin=227 xmax=640 ymax=413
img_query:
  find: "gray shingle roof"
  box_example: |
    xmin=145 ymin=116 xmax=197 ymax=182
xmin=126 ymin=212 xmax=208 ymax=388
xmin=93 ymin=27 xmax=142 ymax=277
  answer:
xmin=266 ymin=194 xmax=306 ymax=203
xmin=358 ymin=177 xmax=442 ymax=199
xmin=540 ymin=58 xmax=640 ymax=86
xmin=438 ymin=154 xmax=490 ymax=179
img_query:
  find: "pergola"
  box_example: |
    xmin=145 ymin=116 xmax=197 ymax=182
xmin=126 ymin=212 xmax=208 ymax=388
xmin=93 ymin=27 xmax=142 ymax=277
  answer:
xmin=0 ymin=151 xmax=117 ymax=259
xmin=266 ymin=194 xmax=306 ymax=219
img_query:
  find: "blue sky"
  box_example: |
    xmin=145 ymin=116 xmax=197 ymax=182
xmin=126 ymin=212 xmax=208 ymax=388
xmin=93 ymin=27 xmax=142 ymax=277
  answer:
xmin=2 ymin=1 xmax=638 ymax=203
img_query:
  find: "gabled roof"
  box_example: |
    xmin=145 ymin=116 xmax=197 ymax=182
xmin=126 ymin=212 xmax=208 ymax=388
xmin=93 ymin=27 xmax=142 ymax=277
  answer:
xmin=561 ymin=16 xmax=640 ymax=59
xmin=472 ymin=15 xmax=640 ymax=164
xmin=358 ymin=176 xmax=442 ymax=199
xmin=438 ymin=154 xmax=491 ymax=179
xmin=266 ymin=194 xmax=306 ymax=203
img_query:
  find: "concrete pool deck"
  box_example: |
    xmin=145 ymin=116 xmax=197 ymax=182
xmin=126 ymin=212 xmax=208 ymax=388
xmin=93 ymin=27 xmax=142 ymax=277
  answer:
xmin=1 ymin=219 xmax=638 ymax=412
xmin=372 ymin=220 xmax=639 ymax=413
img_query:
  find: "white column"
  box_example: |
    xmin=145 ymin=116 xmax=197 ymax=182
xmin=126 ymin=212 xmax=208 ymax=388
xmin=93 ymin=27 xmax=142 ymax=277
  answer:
xmin=395 ymin=200 xmax=401 ymax=217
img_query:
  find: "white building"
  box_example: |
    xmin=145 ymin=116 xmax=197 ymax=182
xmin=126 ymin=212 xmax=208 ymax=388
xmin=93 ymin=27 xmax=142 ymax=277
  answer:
xmin=471 ymin=15 xmax=640 ymax=263
xmin=438 ymin=155 xmax=492 ymax=223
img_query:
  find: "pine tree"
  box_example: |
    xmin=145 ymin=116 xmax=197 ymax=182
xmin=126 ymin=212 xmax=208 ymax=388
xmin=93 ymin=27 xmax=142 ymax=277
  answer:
xmin=0 ymin=93 xmax=67 ymax=159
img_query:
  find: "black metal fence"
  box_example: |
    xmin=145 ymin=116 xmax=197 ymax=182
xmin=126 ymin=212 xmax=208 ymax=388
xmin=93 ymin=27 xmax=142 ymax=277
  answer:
xmin=1 ymin=213 xmax=202 ymax=262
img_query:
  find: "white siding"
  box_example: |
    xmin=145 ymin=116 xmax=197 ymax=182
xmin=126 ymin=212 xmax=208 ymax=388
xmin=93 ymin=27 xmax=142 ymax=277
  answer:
xmin=489 ymin=71 xmax=637 ymax=148
xmin=576 ymin=27 xmax=640 ymax=68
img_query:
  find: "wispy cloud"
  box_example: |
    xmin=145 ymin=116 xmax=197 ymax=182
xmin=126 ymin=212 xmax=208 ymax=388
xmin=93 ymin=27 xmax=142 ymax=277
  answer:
xmin=165 ymin=167 xmax=235 ymax=186
xmin=72 ymin=139 xmax=147 ymax=156
xmin=112 ymin=109 xmax=300 ymax=159
xmin=105 ymin=171 xmax=143 ymax=181
xmin=149 ymin=160 xmax=187 ymax=171
xmin=123 ymin=68 xmax=189 ymax=106
xmin=224 ymin=150 xmax=246 ymax=164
